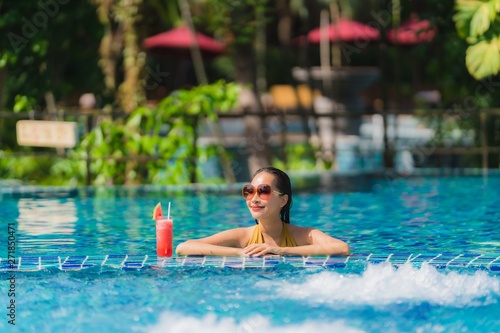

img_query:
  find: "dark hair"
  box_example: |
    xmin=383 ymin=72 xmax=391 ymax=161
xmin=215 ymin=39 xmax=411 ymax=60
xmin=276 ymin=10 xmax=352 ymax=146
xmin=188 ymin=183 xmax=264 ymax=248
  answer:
xmin=253 ymin=166 xmax=293 ymax=224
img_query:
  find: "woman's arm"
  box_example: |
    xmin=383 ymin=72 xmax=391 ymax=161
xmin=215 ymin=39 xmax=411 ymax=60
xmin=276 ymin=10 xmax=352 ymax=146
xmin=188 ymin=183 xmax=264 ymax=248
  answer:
xmin=243 ymin=228 xmax=350 ymax=257
xmin=304 ymin=228 xmax=350 ymax=255
xmin=175 ymin=228 xmax=249 ymax=256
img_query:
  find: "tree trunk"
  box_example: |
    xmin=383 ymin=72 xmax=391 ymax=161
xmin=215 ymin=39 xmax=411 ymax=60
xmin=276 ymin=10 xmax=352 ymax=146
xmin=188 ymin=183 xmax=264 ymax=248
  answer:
xmin=235 ymin=44 xmax=272 ymax=176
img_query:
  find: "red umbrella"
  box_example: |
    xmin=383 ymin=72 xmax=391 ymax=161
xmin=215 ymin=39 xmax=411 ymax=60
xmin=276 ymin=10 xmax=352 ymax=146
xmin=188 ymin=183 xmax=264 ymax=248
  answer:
xmin=307 ymin=17 xmax=380 ymax=43
xmin=387 ymin=18 xmax=436 ymax=45
xmin=143 ymin=26 xmax=226 ymax=56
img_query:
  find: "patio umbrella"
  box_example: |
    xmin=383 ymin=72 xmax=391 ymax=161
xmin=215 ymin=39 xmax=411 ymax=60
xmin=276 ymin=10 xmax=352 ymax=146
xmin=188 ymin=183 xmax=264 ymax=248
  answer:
xmin=143 ymin=25 xmax=226 ymax=88
xmin=143 ymin=26 xmax=226 ymax=57
xmin=295 ymin=15 xmax=382 ymax=168
xmin=307 ymin=17 xmax=380 ymax=43
xmin=387 ymin=17 xmax=436 ymax=45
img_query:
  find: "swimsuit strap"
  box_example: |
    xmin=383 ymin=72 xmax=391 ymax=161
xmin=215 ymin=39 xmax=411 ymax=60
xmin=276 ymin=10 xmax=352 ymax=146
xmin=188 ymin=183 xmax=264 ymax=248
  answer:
xmin=246 ymin=222 xmax=298 ymax=247
xmin=280 ymin=222 xmax=298 ymax=247
xmin=246 ymin=224 xmax=264 ymax=246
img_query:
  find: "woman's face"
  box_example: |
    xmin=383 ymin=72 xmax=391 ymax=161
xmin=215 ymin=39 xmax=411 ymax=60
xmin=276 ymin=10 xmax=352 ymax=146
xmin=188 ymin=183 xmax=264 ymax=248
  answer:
xmin=246 ymin=172 xmax=287 ymax=222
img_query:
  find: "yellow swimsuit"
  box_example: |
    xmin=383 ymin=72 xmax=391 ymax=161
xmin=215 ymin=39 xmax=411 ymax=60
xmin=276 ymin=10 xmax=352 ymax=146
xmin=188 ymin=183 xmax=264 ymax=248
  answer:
xmin=246 ymin=222 xmax=298 ymax=247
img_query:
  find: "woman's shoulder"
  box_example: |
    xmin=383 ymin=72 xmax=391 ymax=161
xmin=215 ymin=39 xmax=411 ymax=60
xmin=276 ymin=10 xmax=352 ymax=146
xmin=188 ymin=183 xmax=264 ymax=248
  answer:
xmin=287 ymin=223 xmax=315 ymax=244
xmin=232 ymin=225 xmax=256 ymax=237
xmin=225 ymin=225 xmax=255 ymax=234
xmin=238 ymin=225 xmax=256 ymax=232
xmin=287 ymin=224 xmax=314 ymax=233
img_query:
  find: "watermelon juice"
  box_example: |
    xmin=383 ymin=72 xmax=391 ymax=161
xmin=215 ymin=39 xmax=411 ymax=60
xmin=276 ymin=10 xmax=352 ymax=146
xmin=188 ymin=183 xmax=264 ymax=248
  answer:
xmin=156 ymin=216 xmax=173 ymax=257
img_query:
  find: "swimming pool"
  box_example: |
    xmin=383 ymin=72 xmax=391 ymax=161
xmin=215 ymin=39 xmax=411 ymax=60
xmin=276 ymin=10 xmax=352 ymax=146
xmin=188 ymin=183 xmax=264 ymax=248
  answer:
xmin=1 ymin=174 xmax=499 ymax=332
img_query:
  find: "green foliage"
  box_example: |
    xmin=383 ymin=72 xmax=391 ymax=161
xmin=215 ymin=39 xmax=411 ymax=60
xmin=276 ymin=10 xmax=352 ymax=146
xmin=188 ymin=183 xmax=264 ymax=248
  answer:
xmin=0 ymin=1 xmax=104 ymax=110
xmin=273 ymin=142 xmax=317 ymax=171
xmin=0 ymin=152 xmax=75 ymax=186
xmin=202 ymin=0 xmax=270 ymax=47
xmin=13 ymin=95 xmax=37 ymax=113
xmin=454 ymin=0 xmax=500 ymax=79
xmin=64 ymin=80 xmax=240 ymax=185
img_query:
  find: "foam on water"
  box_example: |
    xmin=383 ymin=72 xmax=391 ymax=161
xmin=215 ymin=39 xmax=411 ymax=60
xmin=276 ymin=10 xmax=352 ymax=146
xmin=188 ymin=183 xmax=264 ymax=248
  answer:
xmin=147 ymin=313 xmax=365 ymax=333
xmin=145 ymin=264 xmax=500 ymax=333
xmin=262 ymin=263 xmax=500 ymax=307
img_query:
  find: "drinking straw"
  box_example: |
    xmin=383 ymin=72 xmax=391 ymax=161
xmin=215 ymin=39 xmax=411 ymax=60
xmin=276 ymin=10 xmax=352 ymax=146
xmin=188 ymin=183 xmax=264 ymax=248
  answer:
xmin=167 ymin=202 xmax=171 ymax=219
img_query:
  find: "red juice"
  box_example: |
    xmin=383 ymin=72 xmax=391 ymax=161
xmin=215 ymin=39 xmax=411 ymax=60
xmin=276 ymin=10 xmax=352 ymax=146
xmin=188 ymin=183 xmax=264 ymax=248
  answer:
xmin=156 ymin=216 xmax=173 ymax=257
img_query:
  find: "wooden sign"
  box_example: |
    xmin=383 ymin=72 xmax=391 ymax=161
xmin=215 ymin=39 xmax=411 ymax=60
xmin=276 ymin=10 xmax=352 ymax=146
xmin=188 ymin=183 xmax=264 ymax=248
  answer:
xmin=16 ymin=120 xmax=78 ymax=148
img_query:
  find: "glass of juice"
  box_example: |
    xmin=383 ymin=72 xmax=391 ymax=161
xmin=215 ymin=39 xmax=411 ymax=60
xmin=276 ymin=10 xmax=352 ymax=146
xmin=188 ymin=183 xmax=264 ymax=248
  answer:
xmin=156 ymin=216 xmax=173 ymax=257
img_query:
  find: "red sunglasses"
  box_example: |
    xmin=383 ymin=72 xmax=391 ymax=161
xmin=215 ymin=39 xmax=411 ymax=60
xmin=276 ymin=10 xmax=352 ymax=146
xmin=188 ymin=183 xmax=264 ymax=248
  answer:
xmin=242 ymin=184 xmax=284 ymax=200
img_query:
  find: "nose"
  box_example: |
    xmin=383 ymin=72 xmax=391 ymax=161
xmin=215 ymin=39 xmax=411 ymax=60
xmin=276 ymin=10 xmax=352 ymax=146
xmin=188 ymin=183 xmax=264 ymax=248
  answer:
xmin=248 ymin=191 xmax=259 ymax=201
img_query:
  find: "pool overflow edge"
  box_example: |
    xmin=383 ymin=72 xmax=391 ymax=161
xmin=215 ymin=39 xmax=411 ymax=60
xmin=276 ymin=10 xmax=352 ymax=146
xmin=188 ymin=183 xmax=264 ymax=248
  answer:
xmin=1 ymin=253 xmax=499 ymax=272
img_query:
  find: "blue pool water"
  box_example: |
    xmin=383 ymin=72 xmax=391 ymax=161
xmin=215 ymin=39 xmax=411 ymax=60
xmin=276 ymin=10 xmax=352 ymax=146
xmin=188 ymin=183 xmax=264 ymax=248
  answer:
xmin=0 ymin=175 xmax=499 ymax=332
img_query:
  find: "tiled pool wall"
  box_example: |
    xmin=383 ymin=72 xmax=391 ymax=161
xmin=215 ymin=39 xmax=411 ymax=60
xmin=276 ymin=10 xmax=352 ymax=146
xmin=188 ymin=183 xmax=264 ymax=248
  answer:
xmin=1 ymin=253 xmax=499 ymax=272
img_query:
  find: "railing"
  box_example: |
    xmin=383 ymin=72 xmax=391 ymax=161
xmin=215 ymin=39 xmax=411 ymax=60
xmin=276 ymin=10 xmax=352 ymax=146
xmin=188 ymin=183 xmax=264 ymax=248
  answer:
xmin=0 ymin=106 xmax=499 ymax=185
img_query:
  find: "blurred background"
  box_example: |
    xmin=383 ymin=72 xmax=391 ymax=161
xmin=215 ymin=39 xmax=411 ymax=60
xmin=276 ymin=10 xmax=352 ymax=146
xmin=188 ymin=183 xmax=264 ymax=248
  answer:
xmin=0 ymin=0 xmax=499 ymax=186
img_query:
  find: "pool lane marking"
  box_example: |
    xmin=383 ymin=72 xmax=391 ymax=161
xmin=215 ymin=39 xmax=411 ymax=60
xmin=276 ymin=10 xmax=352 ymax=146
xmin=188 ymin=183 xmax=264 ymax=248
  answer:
xmin=322 ymin=256 xmax=330 ymax=266
xmin=120 ymin=255 xmax=128 ymax=269
xmin=465 ymin=254 xmax=482 ymax=267
xmin=302 ymin=256 xmax=309 ymax=267
xmin=101 ymin=255 xmax=109 ymax=267
xmin=407 ymin=253 xmax=421 ymax=263
xmin=427 ymin=254 xmax=441 ymax=264
xmin=59 ymin=256 xmax=69 ymax=270
xmin=446 ymin=254 xmax=463 ymax=267
xmin=141 ymin=255 xmax=148 ymax=268
xmin=80 ymin=256 xmax=89 ymax=270
xmin=487 ymin=255 xmax=500 ymax=269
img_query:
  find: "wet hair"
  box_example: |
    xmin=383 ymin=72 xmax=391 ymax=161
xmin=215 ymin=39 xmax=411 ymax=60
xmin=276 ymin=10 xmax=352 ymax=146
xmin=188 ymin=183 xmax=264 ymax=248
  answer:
xmin=253 ymin=166 xmax=293 ymax=224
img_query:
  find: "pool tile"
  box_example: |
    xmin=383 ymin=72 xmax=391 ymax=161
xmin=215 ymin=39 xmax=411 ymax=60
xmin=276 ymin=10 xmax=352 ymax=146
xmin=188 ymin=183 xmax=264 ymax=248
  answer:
xmin=224 ymin=258 xmax=245 ymax=268
xmin=123 ymin=255 xmax=149 ymax=269
xmin=4 ymin=252 xmax=500 ymax=272
xmin=304 ymin=257 xmax=326 ymax=267
xmin=61 ymin=264 xmax=85 ymax=271
xmin=243 ymin=257 xmax=266 ymax=268
xmin=182 ymin=257 xmax=207 ymax=266
xmin=202 ymin=257 xmax=225 ymax=267
xmin=323 ymin=257 xmax=348 ymax=268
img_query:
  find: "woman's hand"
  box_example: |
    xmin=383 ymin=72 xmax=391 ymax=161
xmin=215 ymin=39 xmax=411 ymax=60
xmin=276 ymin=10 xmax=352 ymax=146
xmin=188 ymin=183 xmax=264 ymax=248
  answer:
xmin=243 ymin=244 xmax=283 ymax=257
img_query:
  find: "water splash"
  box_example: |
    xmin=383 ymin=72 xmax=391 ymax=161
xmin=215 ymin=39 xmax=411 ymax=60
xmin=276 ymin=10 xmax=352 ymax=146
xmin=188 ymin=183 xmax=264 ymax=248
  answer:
xmin=147 ymin=313 xmax=365 ymax=333
xmin=264 ymin=263 xmax=500 ymax=307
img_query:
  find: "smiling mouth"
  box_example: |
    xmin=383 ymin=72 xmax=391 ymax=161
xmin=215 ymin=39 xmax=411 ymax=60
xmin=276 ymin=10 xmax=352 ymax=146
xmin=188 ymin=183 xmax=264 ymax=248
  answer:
xmin=250 ymin=206 xmax=264 ymax=211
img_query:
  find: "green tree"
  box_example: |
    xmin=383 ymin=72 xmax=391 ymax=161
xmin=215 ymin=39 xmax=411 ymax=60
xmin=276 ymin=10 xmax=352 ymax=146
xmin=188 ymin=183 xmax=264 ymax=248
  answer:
xmin=66 ymin=80 xmax=239 ymax=185
xmin=198 ymin=0 xmax=273 ymax=174
xmin=0 ymin=1 xmax=103 ymax=111
xmin=93 ymin=0 xmax=147 ymax=113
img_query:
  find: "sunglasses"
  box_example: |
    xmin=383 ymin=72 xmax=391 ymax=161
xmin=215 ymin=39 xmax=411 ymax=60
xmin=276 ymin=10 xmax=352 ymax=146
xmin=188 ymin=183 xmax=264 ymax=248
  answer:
xmin=242 ymin=184 xmax=284 ymax=200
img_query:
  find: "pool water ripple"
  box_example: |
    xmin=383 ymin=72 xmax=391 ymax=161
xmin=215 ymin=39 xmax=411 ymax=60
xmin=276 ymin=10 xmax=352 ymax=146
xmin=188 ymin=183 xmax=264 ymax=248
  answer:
xmin=0 ymin=175 xmax=499 ymax=332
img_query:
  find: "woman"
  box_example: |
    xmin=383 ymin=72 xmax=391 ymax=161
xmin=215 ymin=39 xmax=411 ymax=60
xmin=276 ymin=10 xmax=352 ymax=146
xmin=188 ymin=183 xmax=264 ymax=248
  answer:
xmin=176 ymin=167 xmax=350 ymax=257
